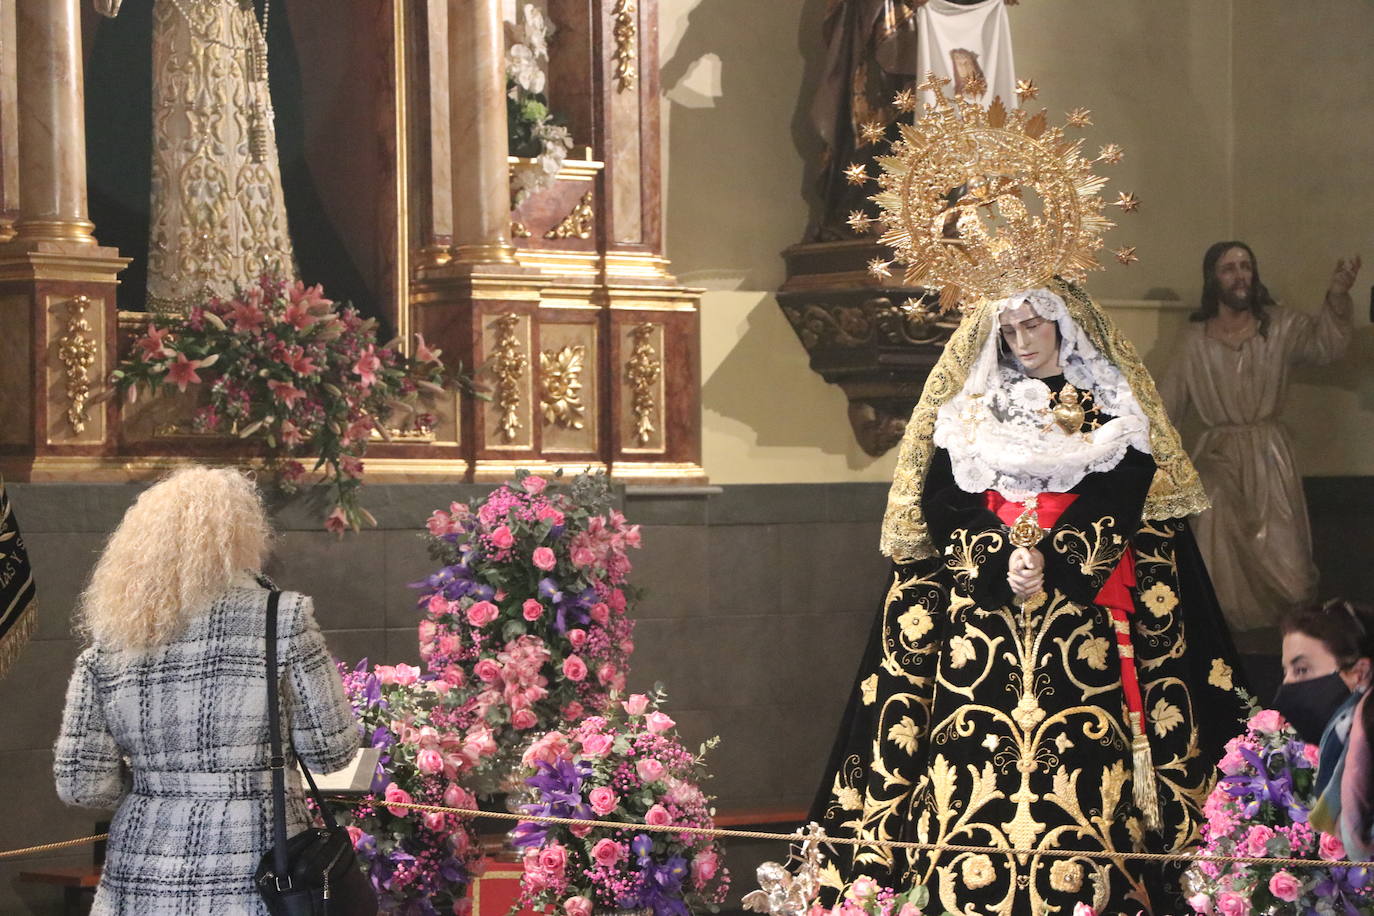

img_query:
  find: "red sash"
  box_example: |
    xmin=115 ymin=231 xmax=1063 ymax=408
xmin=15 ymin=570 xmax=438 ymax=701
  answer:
xmin=983 ymin=491 xmax=1147 ymax=740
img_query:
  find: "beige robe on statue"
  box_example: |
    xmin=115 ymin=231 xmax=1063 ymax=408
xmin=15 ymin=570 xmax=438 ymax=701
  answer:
xmin=1160 ymin=304 xmax=1350 ymax=631
xmin=147 ymin=0 xmax=296 ymax=312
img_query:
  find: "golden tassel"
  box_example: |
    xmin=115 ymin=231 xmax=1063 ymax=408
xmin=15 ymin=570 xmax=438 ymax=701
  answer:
xmin=1131 ymin=727 xmax=1162 ymax=831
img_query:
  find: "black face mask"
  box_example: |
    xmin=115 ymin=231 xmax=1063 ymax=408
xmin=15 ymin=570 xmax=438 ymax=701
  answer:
xmin=1273 ymin=672 xmax=1351 ymax=745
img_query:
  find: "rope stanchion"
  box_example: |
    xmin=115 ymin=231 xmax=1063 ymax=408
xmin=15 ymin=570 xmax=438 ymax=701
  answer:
xmin=0 ymin=833 xmax=109 ymax=861
xmin=3 ymin=801 xmax=1372 ymax=874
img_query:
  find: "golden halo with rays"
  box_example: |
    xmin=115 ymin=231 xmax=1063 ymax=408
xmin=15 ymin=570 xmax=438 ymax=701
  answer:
xmin=861 ymin=74 xmax=1135 ymax=312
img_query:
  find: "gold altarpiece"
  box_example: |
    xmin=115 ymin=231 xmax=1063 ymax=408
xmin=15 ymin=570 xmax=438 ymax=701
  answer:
xmin=0 ymin=0 xmax=704 ymax=486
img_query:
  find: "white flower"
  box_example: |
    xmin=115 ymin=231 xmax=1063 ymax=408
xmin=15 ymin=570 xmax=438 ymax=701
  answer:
xmin=521 ymin=3 xmax=549 ymax=58
xmin=507 ymin=44 xmax=545 ymax=94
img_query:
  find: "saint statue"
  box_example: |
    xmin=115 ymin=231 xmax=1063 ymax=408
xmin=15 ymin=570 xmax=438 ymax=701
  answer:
xmin=94 ymin=0 xmax=297 ymax=312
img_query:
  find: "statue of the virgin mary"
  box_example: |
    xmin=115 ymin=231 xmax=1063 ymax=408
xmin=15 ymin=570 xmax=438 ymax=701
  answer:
xmin=95 ymin=0 xmax=297 ymax=312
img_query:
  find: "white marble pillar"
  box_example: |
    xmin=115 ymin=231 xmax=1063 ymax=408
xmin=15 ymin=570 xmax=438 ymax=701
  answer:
xmin=448 ymin=0 xmax=517 ymax=264
xmin=12 ymin=0 xmax=94 ymax=244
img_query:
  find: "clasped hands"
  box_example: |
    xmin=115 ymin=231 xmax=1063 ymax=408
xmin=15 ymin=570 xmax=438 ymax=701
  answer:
xmin=1008 ymin=546 xmax=1044 ymax=599
xmin=1326 ymin=255 xmax=1362 ymax=316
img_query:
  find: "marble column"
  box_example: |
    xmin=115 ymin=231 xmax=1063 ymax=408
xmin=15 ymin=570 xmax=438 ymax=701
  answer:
xmin=11 ymin=0 xmax=95 ymax=245
xmin=0 ymin=0 xmax=20 ymax=243
xmin=447 ymin=0 xmax=517 ymax=264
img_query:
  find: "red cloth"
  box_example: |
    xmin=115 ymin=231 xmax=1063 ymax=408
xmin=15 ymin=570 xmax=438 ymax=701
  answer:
xmin=983 ymin=490 xmax=1146 ymax=734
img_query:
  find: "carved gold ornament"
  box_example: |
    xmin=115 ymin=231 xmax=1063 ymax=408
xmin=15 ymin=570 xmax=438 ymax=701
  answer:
xmin=57 ymin=296 xmax=98 ymax=434
xmin=540 ymin=344 xmax=587 ymax=430
xmin=858 ymin=73 xmax=1136 ymax=311
xmin=625 ymin=323 xmax=662 ymax=446
xmin=611 ymin=0 xmax=637 ymax=92
xmin=546 ymin=191 xmax=596 ymax=240
xmin=491 ymin=314 xmax=528 ymax=443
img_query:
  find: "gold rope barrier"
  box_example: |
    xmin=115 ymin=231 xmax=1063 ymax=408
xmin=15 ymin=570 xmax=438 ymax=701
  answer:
xmin=2 ymin=803 xmax=1370 ymax=873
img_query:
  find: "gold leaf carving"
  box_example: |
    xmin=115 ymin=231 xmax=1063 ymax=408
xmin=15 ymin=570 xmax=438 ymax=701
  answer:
xmin=540 ymin=344 xmax=587 ymax=430
xmin=625 ymin=323 xmax=661 ymax=446
xmin=545 ymin=191 xmax=596 ymax=240
xmin=57 ymin=295 xmax=98 ymax=434
xmin=611 ymin=0 xmax=638 ymax=92
xmin=491 ymin=314 xmax=527 ymax=443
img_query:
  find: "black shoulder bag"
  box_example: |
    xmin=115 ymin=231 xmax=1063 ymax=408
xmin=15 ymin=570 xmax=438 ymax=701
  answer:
xmin=254 ymin=590 xmax=378 ymax=916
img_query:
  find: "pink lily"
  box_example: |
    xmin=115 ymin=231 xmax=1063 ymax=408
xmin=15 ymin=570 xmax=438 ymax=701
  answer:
xmin=165 ymin=352 xmax=210 ymax=392
xmin=353 ymin=345 xmax=382 ymax=388
xmin=414 ymin=332 xmax=442 ymax=364
xmin=267 ymin=378 xmax=306 ymax=405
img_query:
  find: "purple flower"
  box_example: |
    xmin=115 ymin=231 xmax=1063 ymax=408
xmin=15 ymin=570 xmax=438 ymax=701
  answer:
xmin=632 ymin=833 xmax=654 ymax=859
xmin=513 ymin=758 xmax=595 ymax=847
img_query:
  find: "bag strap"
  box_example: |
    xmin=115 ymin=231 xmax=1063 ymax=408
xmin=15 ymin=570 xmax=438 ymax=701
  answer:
xmin=265 ymin=591 xmax=342 ymax=883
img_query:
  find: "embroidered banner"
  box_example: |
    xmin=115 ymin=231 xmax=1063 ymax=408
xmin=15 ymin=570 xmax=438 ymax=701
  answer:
xmin=0 ymin=479 xmax=37 ymax=679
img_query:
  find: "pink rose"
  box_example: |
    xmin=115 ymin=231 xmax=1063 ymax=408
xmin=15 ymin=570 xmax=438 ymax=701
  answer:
xmin=538 ymin=843 xmax=568 ymax=875
xmin=416 ymin=748 xmax=444 ymax=775
xmin=608 ymin=590 xmax=626 ymax=612
xmin=474 ymin=658 xmax=502 ymax=684
xmin=511 ymin=708 xmax=538 ymax=730
xmin=1216 ymin=892 xmax=1250 ymax=916
xmin=444 ymin=783 xmax=476 ymax=810
xmin=394 ymin=663 xmax=420 ymax=686
xmin=522 ymin=599 xmax=543 ymax=621
xmin=523 ymin=475 xmax=547 ymax=495
xmin=636 ymin=758 xmax=665 ymax=783
xmin=623 ymin=694 xmax=650 ymax=716
xmin=1320 ymin=831 xmax=1346 ymax=861
xmin=581 ymin=732 xmax=615 ymax=757
xmin=590 ymin=838 xmax=624 ymax=867
xmin=491 ymin=525 xmax=515 ymax=549
xmin=522 ymin=731 xmax=570 ymax=767
xmin=346 ymin=825 xmax=365 ymax=847
xmin=645 ymin=804 xmax=672 ymax=827
xmin=533 ymin=547 xmax=557 ymax=571
xmin=438 ymin=634 xmax=460 ymax=656
xmin=423 ymin=811 xmax=447 ymax=831
xmin=571 ymin=547 xmax=596 ymax=568
xmin=692 ymin=850 xmax=719 ymax=884
xmin=442 ymin=665 xmax=465 ymax=687
xmin=1186 ymin=893 xmax=1213 ymax=915
xmin=466 ymin=600 xmax=499 ymax=627
xmin=1303 ymin=742 xmax=1320 ymax=768
xmin=562 ymin=655 xmax=588 ymax=682
xmin=384 ymin=782 xmax=413 ymax=817
xmin=1268 ymin=870 xmax=1301 ymax=902
xmin=418 ymin=620 xmax=437 ymax=643
xmin=564 ymin=896 xmax=593 ymax=916
xmin=1243 ymin=824 xmax=1275 ymax=857
xmin=563 ymin=701 xmax=585 ymax=721
xmin=427 ymin=593 xmax=450 ymax=616
xmin=590 ymin=603 xmax=610 ymax=625
xmin=645 ymin=711 xmax=675 ymax=734
xmin=596 ymin=663 xmax=617 ymax=686
xmin=1248 ymin=708 xmax=1285 ymax=734
xmin=375 ymin=665 xmax=397 ymax=685
xmin=588 ymin=786 xmax=618 ymax=815
xmin=567 ymin=628 xmax=587 ymax=649
xmin=570 ymin=822 xmax=592 ymax=838
xmin=537 ymin=505 xmax=564 ymax=525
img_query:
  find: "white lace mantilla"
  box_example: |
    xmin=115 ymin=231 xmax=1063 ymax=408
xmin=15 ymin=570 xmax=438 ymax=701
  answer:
xmin=933 ymin=289 xmax=1152 ymax=499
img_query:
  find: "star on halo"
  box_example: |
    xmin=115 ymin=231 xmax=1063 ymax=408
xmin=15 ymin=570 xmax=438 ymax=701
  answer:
xmin=1015 ymin=79 xmax=1039 ymax=103
xmin=959 ymin=75 xmax=988 ymax=99
xmin=1065 ymin=107 xmax=1093 ymax=128
xmin=858 ymin=120 xmax=887 ymax=146
xmin=1114 ymin=191 xmax=1141 ymax=213
xmin=1096 ymin=143 xmax=1124 ymax=165
xmin=843 ymin=162 xmax=869 ymax=186
xmin=1114 ymin=246 xmax=1139 ymax=265
xmin=846 ymin=210 xmax=874 ymax=234
xmin=892 ymin=88 xmax=918 ymax=113
xmin=867 ymin=258 xmax=893 ymax=279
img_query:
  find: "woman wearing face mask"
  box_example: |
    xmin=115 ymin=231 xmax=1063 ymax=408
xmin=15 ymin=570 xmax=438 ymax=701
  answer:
xmin=1276 ymin=598 xmax=1374 ymax=860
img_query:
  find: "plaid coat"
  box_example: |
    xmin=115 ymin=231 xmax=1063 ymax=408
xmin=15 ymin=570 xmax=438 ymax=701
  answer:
xmin=54 ymin=585 xmax=360 ymax=915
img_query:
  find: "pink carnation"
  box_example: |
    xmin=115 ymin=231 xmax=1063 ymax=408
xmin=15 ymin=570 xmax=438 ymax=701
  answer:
xmin=533 ymin=547 xmax=557 ymax=570
xmin=466 ymin=600 xmax=499 ymax=627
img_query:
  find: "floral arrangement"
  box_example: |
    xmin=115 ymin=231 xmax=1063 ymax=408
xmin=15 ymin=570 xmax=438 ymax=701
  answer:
xmin=506 ymin=3 xmax=574 ymax=206
xmin=511 ymin=689 xmax=730 ymax=916
xmin=1183 ymin=705 xmax=1373 ymax=916
xmin=113 ymin=275 xmax=460 ymax=533
xmin=413 ymin=470 xmax=639 ymax=793
xmin=336 ymin=659 xmax=497 ymax=914
xmin=805 ymin=877 xmax=931 ymax=916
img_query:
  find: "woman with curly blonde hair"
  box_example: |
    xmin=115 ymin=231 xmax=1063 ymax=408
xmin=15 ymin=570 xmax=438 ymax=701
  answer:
xmin=55 ymin=465 xmax=360 ymax=915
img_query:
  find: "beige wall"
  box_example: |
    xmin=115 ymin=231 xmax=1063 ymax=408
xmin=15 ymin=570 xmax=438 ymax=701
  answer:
xmin=659 ymin=0 xmax=1373 ymax=483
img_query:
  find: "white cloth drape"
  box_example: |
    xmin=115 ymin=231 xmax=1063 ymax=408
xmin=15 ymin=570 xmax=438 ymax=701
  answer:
xmin=914 ymin=0 xmax=1016 ymax=107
